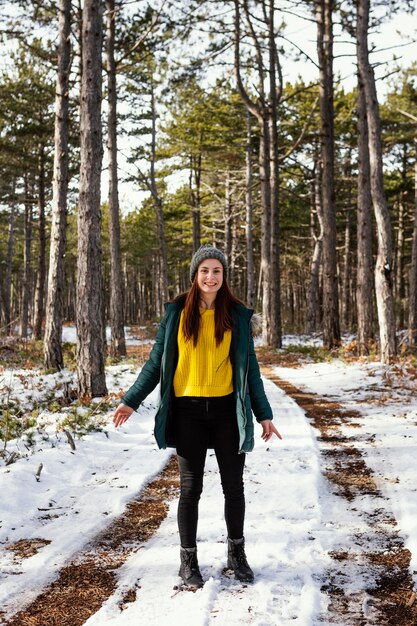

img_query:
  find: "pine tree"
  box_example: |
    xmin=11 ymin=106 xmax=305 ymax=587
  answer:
xmin=76 ymin=0 xmax=107 ymax=397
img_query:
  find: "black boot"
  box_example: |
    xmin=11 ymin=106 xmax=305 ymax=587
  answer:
xmin=227 ymin=537 xmax=254 ymax=583
xmin=179 ymin=547 xmax=204 ymax=589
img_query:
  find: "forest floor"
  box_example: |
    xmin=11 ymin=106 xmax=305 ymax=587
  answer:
xmin=1 ymin=331 xmax=417 ymax=625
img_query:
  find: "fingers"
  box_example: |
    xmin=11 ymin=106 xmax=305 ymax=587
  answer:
xmin=261 ymin=421 xmax=282 ymax=442
xmin=113 ymin=413 xmax=128 ymax=428
xmin=261 ymin=426 xmax=269 ymax=442
xmin=262 ymin=430 xmax=276 ymax=442
xmin=112 ymin=405 xmax=134 ymax=428
xmin=271 ymin=424 xmax=283 ymax=440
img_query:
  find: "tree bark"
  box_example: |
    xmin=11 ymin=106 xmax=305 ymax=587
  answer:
xmin=267 ymin=0 xmax=282 ymax=348
xmin=356 ymin=72 xmax=374 ymax=354
xmin=33 ymin=144 xmax=47 ymax=340
xmin=190 ymin=153 xmax=202 ymax=253
xmin=106 ymin=0 xmax=126 ymax=357
xmin=394 ymin=194 xmax=405 ymax=326
xmin=341 ymin=208 xmax=351 ymax=330
xmin=44 ymin=0 xmax=71 ymax=370
xmin=394 ymin=147 xmax=408 ymax=327
xmin=20 ymin=178 xmax=33 ymax=339
xmin=357 ymin=0 xmax=396 ymax=362
xmin=149 ymin=79 xmax=169 ymax=303
xmin=3 ymin=199 xmax=16 ymax=334
xmin=259 ymin=114 xmax=272 ymax=340
xmin=245 ymin=109 xmax=255 ymax=308
xmin=77 ymin=0 xmax=107 ymax=396
xmin=408 ymin=138 xmax=417 ymax=344
xmin=316 ymin=0 xmax=340 ymax=348
xmin=224 ymin=169 xmax=233 ymax=267
xmin=307 ymin=156 xmax=323 ymax=333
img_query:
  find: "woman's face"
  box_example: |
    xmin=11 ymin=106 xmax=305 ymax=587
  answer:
xmin=196 ymin=258 xmax=224 ymax=296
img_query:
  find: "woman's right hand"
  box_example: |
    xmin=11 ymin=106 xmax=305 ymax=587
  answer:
xmin=113 ymin=403 xmax=134 ymax=428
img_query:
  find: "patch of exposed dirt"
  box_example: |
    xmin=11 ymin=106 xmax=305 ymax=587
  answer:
xmin=261 ymin=365 xmax=417 ymax=626
xmin=4 ymin=456 xmax=180 ymax=626
xmin=256 ymin=346 xmax=311 ymax=368
xmin=125 ymin=343 xmax=152 ymax=364
xmin=118 ymin=586 xmax=138 ymax=611
xmin=5 ymin=538 xmax=51 ymax=560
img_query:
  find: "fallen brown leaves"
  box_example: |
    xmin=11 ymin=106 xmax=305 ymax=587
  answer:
xmin=5 ymin=538 xmax=51 ymax=560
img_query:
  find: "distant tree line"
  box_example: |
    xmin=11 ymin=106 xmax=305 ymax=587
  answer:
xmin=0 ymin=0 xmax=416 ymax=396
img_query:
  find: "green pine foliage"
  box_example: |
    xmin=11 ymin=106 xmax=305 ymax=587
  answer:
xmin=1 ymin=1 xmax=416 ymax=338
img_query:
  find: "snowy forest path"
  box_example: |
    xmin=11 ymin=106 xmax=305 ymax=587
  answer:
xmin=261 ymin=365 xmax=417 ymax=626
xmin=2 ymin=457 xmax=180 ymax=626
xmin=2 ymin=369 xmax=417 ymax=626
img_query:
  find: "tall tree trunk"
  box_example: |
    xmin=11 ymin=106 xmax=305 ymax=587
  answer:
xmin=259 ymin=115 xmax=272 ymax=340
xmin=231 ymin=191 xmax=238 ymax=289
xmin=356 ymin=72 xmax=374 ymax=354
xmin=316 ymin=0 xmax=340 ymax=348
xmin=33 ymin=144 xmax=47 ymax=339
xmin=234 ymin=0 xmax=282 ymax=346
xmin=394 ymin=148 xmax=408 ymax=328
xmin=3 ymin=198 xmax=16 ymax=334
xmin=408 ymin=138 xmax=417 ymax=344
xmin=154 ymin=195 xmax=169 ymax=302
xmin=44 ymin=0 xmax=71 ymax=370
xmin=245 ymin=109 xmax=255 ymax=308
xmin=22 ymin=180 xmax=33 ymax=334
xmin=190 ymin=153 xmax=202 ymax=253
xmin=267 ymin=0 xmax=282 ymax=348
xmin=106 ymin=0 xmax=126 ymax=357
xmin=307 ymin=157 xmax=323 ymax=333
xmin=395 ymin=194 xmax=405 ymax=326
xmin=357 ymin=0 xmax=396 ymax=362
xmin=341 ymin=152 xmax=354 ymax=331
xmin=149 ymin=80 xmax=169 ymax=303
xmin=77 ymin=0 xmax=107 ymax=396
xmin=224 ymin=169 xmax=233 ymax=265
xmin=341 ymin=208 xmax=351 ymax=330
xmin=20 ymin=178 xmax=33 ymax=339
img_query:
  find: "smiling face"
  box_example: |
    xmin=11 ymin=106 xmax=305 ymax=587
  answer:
xmin=196 ymin=258 xmax=224 ymax=298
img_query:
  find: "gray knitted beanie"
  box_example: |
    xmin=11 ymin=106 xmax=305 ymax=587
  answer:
xmin=189 ymin=244 xmax=228 ymax=282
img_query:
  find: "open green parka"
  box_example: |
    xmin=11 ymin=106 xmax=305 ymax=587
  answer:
xmin=122 ymin=299 xmax=274 ymax=453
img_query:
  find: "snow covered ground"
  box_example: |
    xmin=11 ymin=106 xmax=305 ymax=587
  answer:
xmin=1 ymin=366 xmax=331 ymax=625
xmin=1 ymin=336 xmax=417 ymax=624
xmin=83 ymin=376 xmax=332 ymax=626
xmin=0 ymin=365 xmax=171 ymax=616
xmin=61 ymin=325 xmax=154 ymax=346
xmin=273 ymin=359 xmax=417 ymax=594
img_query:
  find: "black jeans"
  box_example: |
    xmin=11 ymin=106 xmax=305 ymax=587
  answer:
xmin=174 ymin=393 xmax=246 ymax=548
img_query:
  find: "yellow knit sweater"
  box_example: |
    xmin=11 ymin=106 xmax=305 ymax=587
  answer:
xmin=173 ymin=308 xmax=233 ymax=397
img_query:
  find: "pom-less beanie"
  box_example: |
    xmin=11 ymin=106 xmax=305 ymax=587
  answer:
xmin=189 ymin=244 xmax=228 ymax=282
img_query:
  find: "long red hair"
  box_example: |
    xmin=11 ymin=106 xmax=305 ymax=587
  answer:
xmin=177 ymin=275 xmax=243 ymax=346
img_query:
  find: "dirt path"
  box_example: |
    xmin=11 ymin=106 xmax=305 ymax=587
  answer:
xmin=3 ymin=368 xmax=417 ymax=625
xmin=261 ymin=365 xmax=417 ymax=626
xmin=3 ymin=457 xmax=180 ymax=626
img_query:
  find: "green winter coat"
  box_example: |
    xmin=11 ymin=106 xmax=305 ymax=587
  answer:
xmin=122 ymin=299 xmax=274 ymax=453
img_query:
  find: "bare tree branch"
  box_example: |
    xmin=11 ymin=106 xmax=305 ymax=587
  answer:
xmin=279 ymin=95 xmax=319 ymax=162
xmin=233 ymin=0 xmax=262 ymax=120
xmin=397 ymin=108 xmax=417 ymax=123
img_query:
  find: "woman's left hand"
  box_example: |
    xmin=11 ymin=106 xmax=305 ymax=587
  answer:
xmin=260 ymin=420 xmax=282 ymax=442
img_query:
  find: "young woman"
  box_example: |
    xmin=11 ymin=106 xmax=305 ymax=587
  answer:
xmin=113 ymin=244 xmax=281 ymax=589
